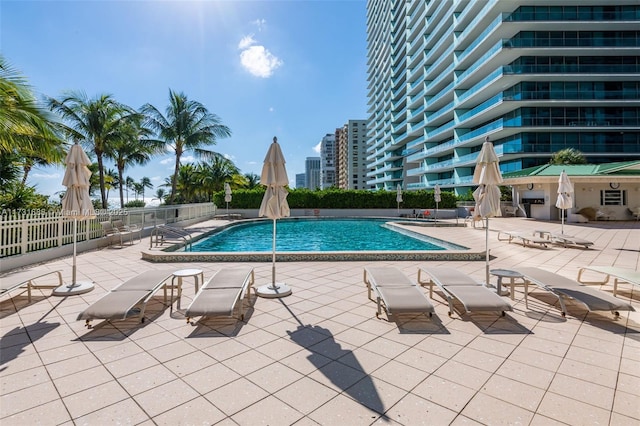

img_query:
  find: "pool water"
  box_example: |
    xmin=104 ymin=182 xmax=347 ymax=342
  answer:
xmin=187 ymin=218 xmax=450 ymax=252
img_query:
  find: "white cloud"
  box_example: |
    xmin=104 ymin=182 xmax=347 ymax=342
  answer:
xmin=253 ymin=18 xmax=266 ymax=31
xmin=159 ymin=156 xmax=195 ymax=165
xmin=32 ymin=172 xmax=61 ymax=179
xmin=238 ymin=30 xmax=282 ymax=79
xmin=159 ymin=157 xmax=173 ymax=165
xmin=269 ymin=107 xmax=274 ymax=112
xmin=239 ymin=45 xmax=283 ymax=78
xmin=151 ymin=176 xmax=162 ymax=182
xmin=223 ymin=153 xmax=235 ymax=161
xmin=313 ymin=142 xmax=322 ymax=153
xmin=238 ymin=34 xmax=256 ymax=50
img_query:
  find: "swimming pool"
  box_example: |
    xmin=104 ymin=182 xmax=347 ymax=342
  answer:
xmin=141 ymin=217 xmax=482 ymax=263
xmin=187 ymin=218 xmax=459 ymax=252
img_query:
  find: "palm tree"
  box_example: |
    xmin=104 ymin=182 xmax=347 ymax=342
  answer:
xmin=105 ymin=115 xmax=162 ymax=207
xmin=550 ymin=148 xmax=587 ymax=165
xmin=243 ymin=172 xmax=261 ymax=189
xmin=196 ymin=155 xmax=239 ymax=201
xmin=125 ymin=176 xmax=135 ymax=203
xmin=48 ymin=91 xmax=135 ymax=208
xmin=154 ymin=188 xmax=166 ymax=204
xmin=139 ymin=177 xmax=153 ymax=201
xmin=0 ymin=55 xmax=63 ymax=157
xmin=141 ymin=89 xmax=231 ymax=204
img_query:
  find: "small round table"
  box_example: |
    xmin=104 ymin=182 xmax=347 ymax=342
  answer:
xmin=170 ymin=268 xmax=204 ymax=311
xmin=490 ymin=269 xmax=524 ymax=299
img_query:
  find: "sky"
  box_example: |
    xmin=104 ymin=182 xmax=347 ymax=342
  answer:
xmin=2 ymin=0 xmax=369 ymax=201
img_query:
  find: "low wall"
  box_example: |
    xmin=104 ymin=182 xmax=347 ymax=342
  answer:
xmin=224 ymin=208 xmax=461 ymax=219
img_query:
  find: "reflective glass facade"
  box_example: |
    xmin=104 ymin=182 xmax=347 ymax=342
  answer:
xmin=365 ymin=0 xmax=640 ymax=193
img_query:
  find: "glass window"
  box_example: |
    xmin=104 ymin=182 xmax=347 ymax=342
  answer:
xmin=600 ymin=190 xmax=626 ymax=206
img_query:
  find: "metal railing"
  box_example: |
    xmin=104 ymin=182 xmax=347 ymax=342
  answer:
xmin=0 ymin=203 xmax=216 ymax=258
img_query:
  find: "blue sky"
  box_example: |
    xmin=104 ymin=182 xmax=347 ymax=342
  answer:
xmin=2 ymin=0 xmax=368 ymax=199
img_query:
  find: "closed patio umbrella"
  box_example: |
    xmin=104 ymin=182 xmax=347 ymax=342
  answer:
xmin=556 ymin=170 xmax=573 ymax=234
xmin=53 ymin=143 xmax=96 ymax=296
xmin=224 ymin=182 xmax=232 ymax=217
xmin=257 ymin=137 xmax=292 ymax=298
xmin=396 ymin=184 xmax=403 ymax=212
xmin=473 ymin=137 xmax=503 ymax=288
xmin=434 ymin=184 xmax=441 ymax=221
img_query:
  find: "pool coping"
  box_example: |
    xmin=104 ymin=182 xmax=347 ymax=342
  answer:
xmin=141 ymin=217 xmax=486 ymax=262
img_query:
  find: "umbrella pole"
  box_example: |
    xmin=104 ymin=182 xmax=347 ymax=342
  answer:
xmin=485 ymin=218 xmax=490 ymax=286
xmin=272 ymin=218 xmax=277 ymax=289
xmin=72 ymin=218 xmax=78 ymax=285
xmin=561 ymin=211 xmax=564 ymax=234
xmin=435 ymin=201 xmax=438 ymax=223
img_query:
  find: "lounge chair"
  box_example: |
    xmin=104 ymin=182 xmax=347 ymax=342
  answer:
xmin=149 ymin=225 xmax=193 ymax=249
xmin=512 ymin=267 xmax=634 ymax=317
xmin=550 ymin=233 xmax=594 ymax=249
xmin=0 ymin=269 xmax=63 ymax=302
xmin=497 ymin=230 xmax=549 ymax=248
xmin=77 ymin=270 xmax=173 ymax=327
xmin=363 ymin=266 xmax=434 ymax=319
xmin=113 ymin=219 xmax=141 ymax=243
xmin=576 ymin=266 xmax=640 ymax=297
xmin=101 ymin=221 xmax=135 ymax=247
xmin=185 ymin=266 xmax=255 ymax=324
xmin=417 ymin=267 xmax=512 ymax=317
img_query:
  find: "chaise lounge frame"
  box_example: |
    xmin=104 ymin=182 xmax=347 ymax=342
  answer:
xmin=185 ymin=266 xmax=255 ymax=324
xmin=1 ymin=269 xmax=63 ymax=302
xmin=417 ymin=267 xmax=512 ymax=317
xmin=513 ymin=267 xmax=634 ymax=317
xmin=576 ymin=265 xmax=640 ymax=297
xmin=77 ymin=270 xmax=173 ymax=328
xmin=363 ymin=266 xmax=434 ymax=320
xmin=497 ymin=230 xmax=549 ymax=248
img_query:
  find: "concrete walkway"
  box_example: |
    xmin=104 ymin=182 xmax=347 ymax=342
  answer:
xmin=1 ymin=217 xmax=638 ymax=425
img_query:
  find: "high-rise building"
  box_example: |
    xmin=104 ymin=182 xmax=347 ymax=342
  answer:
xmin=295 ymin=173 xmax=306 ymax=189
xmin=366 ymin=1 xmax=640 ymax=194
xmin=320 ymin=134 xmax=336 ymax=189
xmin=305 ymin=157 xmax=321 ymax=190
xmin=336 ymin=120 xmax=371 ymax=190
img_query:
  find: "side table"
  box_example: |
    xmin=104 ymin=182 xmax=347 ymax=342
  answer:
xmin=170 ymin=268 xmax=204 ymax=311
xmin=489 ymin=269 xmax=525 ymax=299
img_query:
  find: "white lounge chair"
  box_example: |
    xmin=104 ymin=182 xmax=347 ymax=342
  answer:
xmin=550 ymin=233 xmax=594 ymax=249
xmin=497 ymin=230 xmax=549 ymax=248
xmin=417 ymin=267 xmax=512 ymax=317
xmin=576 ymin=266 xmax=640 ymax=297
xmin=0 ymin=269 xmax=63 ymax=302
xmin=363 ymin=267 xmax=435 ymax=320
xmin=77 ymin=270 xmax=173 ymax=327
xmin=185 ymin=266 xmax=255 ymax=323
xmin=512 ymin=267 xmax=634 ymax=317
xmin=101 ymin=221 xmax=135 ymax=247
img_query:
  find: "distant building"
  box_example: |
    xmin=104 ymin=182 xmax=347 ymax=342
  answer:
xmin=320 ymin=134 xmax=336 ymax=189
xmin=336 ymin=120 xmax=371 ymax=190
xmin=295 ymin=173 xmax=306 ymax=189
xmin=305 ymin=157 xmax=321 ymax=190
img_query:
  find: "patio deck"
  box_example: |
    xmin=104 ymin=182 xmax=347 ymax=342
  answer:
xmin=1 ymin=217 xmax=638 ymax=425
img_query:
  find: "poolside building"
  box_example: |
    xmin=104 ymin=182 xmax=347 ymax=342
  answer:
xmin=295 ymin=173 xmax=306 ymax=189
xmin=365 ymin=1 xmax=640 ymax=195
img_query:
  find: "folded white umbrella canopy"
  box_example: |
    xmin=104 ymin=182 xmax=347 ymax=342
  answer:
xmin=396 ymin=184 xmax=403 ymax=212
xmin=257 ymin=137 xmax=292 ymax=298
xmin=434 ymin=184 xmax=441 ymax=221
xmin=556 ymin=170 xmax=573 ymax=234
xmin=54 ymin=143 xmax=96 ymax=296
xmin=472 ymin=137 xmax=503 ymax=288
xmin=224 ymin=182 xmax=232 ymax=216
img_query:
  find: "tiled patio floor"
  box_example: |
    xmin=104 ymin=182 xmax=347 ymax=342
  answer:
xmin=1 ymin=217 xmax=639 ymax=425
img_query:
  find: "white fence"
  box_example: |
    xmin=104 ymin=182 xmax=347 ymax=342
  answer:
xmin=0 ymin=203 xmax=217 ymax=258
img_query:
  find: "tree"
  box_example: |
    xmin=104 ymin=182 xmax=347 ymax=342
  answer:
xmin=154 ymin=188 xmax=166 ymax=204
xmin=141 ymin=89 xmax=231 ymax=204
xmin=0 ymin=55 xmax=63 ymax=157
xmin=550 ymin=148 xmax=587 ymax=165
xmin=48 ymin=91 xmax=135 ymax=208
xmin=195 ymin=156 xmax=239 ymax=201
xmin=139 ymin=176 xmax=153 ymax=201
xmin=105 ymin=114 xmax=162 ymax=207
xmin=243 ymin=172 xmax=261 ymax=189
xmin=125 ymin=176 xmax=135 ymax=203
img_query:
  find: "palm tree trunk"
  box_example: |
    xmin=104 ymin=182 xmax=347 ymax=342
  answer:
xmin=118 ymin=168 xmax=125 ymax=208
xmin=170 ymin=154 xmax=181 ymax=204
xmin=97 ymin=154 xmax=108 ymax=208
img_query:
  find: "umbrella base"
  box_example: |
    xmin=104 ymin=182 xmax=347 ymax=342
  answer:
xmin=256 ymin=283 xmax=292 ymax=298
xmin=52 ymin=281 xmax=95 ymax=296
